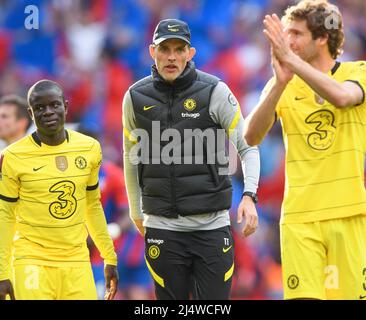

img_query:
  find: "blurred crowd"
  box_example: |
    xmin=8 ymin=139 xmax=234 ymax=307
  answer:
xmin=1 ymin=0 xmax=366 ymax=299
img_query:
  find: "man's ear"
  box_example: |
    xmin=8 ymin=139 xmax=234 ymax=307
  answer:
xmin=317 ymin=33 xmax=329 ymax=47
xmin=149 ymin=45 xmax=156 ymax=61
xmin=64 ymin=100 xmax=69 ymax=116
xmin=188 ymin=47 xmax=196 ymax=61
xmin=27 ymin=108 xmax=34 ymax=121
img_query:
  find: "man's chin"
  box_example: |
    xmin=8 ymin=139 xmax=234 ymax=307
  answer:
xmin=162 ymin=72 xmax=180 ymax=83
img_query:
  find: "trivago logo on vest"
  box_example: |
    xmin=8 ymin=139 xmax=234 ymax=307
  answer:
xmin=181 ymin=112 xmax=200 ymax=118
xmin=127 ymin=121 xmax=239 ymax=175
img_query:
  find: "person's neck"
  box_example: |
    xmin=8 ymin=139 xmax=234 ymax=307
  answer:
xmin=36 ymin=129 xmax=66 ymax=146
xmin=309 ymin=53 xmax=336 ymax=74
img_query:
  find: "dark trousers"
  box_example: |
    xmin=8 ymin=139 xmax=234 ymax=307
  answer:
xmin=144 ymin=226 xmax=234 ymax=300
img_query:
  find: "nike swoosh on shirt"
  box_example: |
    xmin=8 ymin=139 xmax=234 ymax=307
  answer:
xmin=295 ymin=97 xmax=306 ymax=101
xmin=143 ymin=105 xmax=157 ymax=111
xmin=33 ymin=165 xmax=46 ymax=172
xmin=223 ymin=245 xmax=232 ymax=253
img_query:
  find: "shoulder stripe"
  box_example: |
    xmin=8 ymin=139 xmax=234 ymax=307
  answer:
xmin=123 ymin=127 xmax=138 ymax=144
xmin=86 ymin=182 xmax=99 ymax=191
xmin=0 ymin=194 xmax=19 ymax=202
xmin=227 ymin=105 xmax=241 ymax=137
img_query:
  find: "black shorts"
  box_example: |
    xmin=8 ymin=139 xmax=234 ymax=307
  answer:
xmin=144 ymin=226 xmax=234 ymax=300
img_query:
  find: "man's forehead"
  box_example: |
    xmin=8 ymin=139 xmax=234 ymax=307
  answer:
xmin=0 ymin=105 xmax=16 ymax=118
xmin=29 ymin=88 xmax=63 ymax=102
xmin=285 ymin=19 xmax=309 ymax=33
xmin=0 ymin=103 xmax=17 ymax=111
xmin=158 ymin=38 xmax=188 ymax=47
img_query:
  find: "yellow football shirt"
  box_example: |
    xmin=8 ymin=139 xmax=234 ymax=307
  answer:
xmin=263 ymin=61 xmax=366 ymax=224
xmin=0 ymin=130 xmax=117 ymax=281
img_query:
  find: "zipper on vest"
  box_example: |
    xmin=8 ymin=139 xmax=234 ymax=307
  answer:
xmin=168 ymin=89 xmax=177 ymax=214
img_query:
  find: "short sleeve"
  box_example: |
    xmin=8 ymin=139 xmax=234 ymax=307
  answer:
xmin=87 ymin=141 xmax=102 ymax=189
xmin=345 ymin=61 xmax=366 ymax=106
xmin=0 ymin=152 xmax=20 ymax=201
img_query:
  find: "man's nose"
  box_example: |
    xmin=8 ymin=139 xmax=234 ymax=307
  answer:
xmin=43 ymin=105 xmax=55 ymax=115
xmin=168 ymin=52 xmax=176 ymax=61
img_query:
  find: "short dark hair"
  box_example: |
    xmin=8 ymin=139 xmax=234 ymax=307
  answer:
xmin=0 ymin=94 xmax=32 ymax=130
xmin=27 ymin=79 xmax=65 ymax=106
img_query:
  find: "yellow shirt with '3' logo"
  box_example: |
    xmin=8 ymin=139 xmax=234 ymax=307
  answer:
xmin=263 ymin=61 xmax=366 ymax=224
xmin=0 ymin=130 xmax=117 ymax=281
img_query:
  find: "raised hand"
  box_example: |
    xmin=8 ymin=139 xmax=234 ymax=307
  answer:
xmin=263 ymin=14 xmax=294 ymax=65
xmin=271 ymin=47 xmax=294 ymax=86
